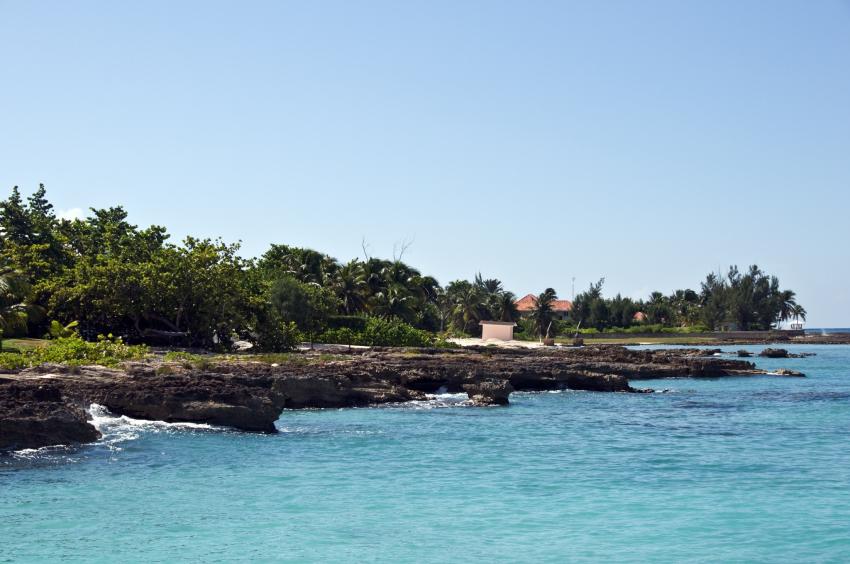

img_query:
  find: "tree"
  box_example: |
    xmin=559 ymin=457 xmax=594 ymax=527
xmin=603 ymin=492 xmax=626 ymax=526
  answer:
xmin=700 ymin=272 xmax=728 ymax=330
xmin=269 ymin=276 xmax=338 ymax=347
xmin=0 ymin=185 xmax=68 ymax=283
xmin=529 ymin=288 xmax=558 ymax=339
xmin=570 ymin=279 xmax=606 ymax=330
xmin=494 ymin=291 xmax=519 ymax=322
xmin=646 ymin=291 xmax=671 ymax=325
xmin=258 ymin=244 xmax=337 ymax=285
xmin=0 ymin=270 xmax=43 ymax=347
xmin=450 ymin=282 xmax=488 ymax=335
xmin=778 ymin=290 xmax=797 ymax=329
xmin=372 ymin=283 xmax=416 ymax=323
xmin=332 ymin=259 xmax=368 ymax=314
xmin=791 ymin=304 xmax=807 ymax=326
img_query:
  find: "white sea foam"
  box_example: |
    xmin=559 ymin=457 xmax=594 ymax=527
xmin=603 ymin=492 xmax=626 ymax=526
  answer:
xmin=87 ymin=404 xmax=217 ymax=449
xmin=372 ymin=392 xmax=472 ymax=410
xmin=9 ymin=444 xmax=73 ymax=460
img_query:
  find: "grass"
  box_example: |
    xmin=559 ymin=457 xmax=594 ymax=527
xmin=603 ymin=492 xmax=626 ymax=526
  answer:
xmin=0 ymin=338 xmax=50 ymax=353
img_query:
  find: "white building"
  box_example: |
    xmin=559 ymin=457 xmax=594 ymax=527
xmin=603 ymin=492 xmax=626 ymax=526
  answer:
xmin=479 ymin=320 xmax=517 ymax=341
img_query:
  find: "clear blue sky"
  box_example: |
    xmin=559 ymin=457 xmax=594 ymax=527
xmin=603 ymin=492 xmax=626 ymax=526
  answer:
xmin=2 ymin=1 xmax=849 ymax=326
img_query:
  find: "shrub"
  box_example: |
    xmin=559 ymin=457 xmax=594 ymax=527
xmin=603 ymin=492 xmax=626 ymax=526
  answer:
xmin=1 ymin=333 xmax=150 ymax=369
xmin=32 ymin=334 xmax=149 ymax=366
xmin=255 ymin=320 xmax=302 ymax=352
xmin=162 ymin=351 xmax=212 ymax=370
xmin=326 ymin=316 xmax=368 ymax=331
xmin=45 ymin=320 xmax=79 ymax=339
xmin=318 ymin=317 xmax=437 ymax=347
xmin=0 ymin=352 xmax=27 ymax=370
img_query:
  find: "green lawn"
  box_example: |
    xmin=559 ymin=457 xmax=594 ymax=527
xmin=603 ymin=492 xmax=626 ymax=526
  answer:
xmin=0 ymin=338 xmax=50 ymax=353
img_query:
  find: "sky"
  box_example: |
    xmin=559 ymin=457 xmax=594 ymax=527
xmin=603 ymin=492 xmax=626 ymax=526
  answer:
xmin=1 ymin=1 xmax=849 ymax=326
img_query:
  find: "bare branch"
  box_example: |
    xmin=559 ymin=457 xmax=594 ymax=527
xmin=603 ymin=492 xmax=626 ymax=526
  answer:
xmin=361 ymin=236 xmax=371 ymax=261
xmin=394 ymin=236 xmax=415 ymax=261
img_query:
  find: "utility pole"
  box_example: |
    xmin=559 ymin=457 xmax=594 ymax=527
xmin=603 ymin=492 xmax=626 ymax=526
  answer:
xmin=571 ymin=277 xmax=576 ymax=301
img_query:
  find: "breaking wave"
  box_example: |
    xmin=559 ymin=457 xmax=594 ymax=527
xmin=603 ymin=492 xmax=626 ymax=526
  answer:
xmin=88 ymin=404 xmax=219 ymax=450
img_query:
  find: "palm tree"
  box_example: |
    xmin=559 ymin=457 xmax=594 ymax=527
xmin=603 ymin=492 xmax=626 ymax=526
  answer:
xmin=373 ymin=284 xmax=416 ymax=323
xmin=790 ymin=304 xmax=807 ymax=326
xmin=495 ymin=291 xmax=519 ymax=322
xmin=529 ymin=288 xmax=557 ymax=339
xmin=332 ymin=260 xmax=367 ymax=314
xmin=0 ymin=270 xmax=42 ymax=350
xmin=474 ymin=273 xmax=503 ymax=295
xmin=778 ymin=290 xmax=797 ymax=328
xmin=410 ymin=274 xmax=440 ymax=306
xmin=452 ymin=284 xmax=488 ymax=335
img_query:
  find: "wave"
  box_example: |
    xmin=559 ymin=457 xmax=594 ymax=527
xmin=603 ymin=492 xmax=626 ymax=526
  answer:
xmin=381 ymin=392 xmax=472 ymax=410
xmin=88 ymin=404 xmax=219 ymax=450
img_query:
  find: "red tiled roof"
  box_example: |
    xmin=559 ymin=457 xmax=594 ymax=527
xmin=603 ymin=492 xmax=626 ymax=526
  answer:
xmin=633 ymin=311 xmax=647 ymax=321
xmin=515 ymin=293 xmax=572 ymax=312
xmin=552 ymin=299 xmax=572 ymax=312
xmin=514 ymin=294 xmax=537 ymax=311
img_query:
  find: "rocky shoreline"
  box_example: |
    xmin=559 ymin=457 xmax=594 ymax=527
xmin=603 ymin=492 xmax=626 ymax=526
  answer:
xmin=0 ymin=346 xmax=803 ymax=451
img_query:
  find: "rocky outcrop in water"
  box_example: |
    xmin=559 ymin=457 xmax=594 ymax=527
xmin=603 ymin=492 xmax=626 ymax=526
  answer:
xmin=0 ymin=380 xmax=101 ymax=450
xmin=464 ymin=379 xmax=513 ymax=406
xmin=759 ymin=348 xmax=815 ymax=359
xmin=0 ymin=346 xmax=796 ymax=450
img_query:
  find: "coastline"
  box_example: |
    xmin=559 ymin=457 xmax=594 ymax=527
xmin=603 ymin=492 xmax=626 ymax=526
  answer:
xmin=1 ymin=345 xmax=804 ymax=452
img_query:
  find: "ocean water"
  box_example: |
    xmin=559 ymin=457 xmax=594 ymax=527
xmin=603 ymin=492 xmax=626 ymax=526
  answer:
xmin=2 ymin=345 xmax=850 ymax=563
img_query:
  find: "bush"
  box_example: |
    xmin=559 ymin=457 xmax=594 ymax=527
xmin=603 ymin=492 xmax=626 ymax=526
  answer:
xmin=326 ymin=316 xmax=368 ymax=331
xmin=0 ymin=311 xmax=29 ymax=338
xmin=0 ymin=333 xmax=149 ymax=369
xmin=254 ymin=320 xmax=302 ymax=352
xmin=45 ymin=320 xmax=79 ymax=339
xmin=318 ymin=317 xmax=437 ymax=347
xmin=0 ymin=352 xmax=27 ymax=370
xmin=31 ymin=334 xmax=149 ymax=366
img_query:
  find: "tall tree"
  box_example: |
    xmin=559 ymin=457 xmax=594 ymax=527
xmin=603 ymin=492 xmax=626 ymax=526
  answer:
xmin=529 ymin=288 xmax=558 ymax=339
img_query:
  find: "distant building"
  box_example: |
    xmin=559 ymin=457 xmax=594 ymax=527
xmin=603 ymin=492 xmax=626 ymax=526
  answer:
xmin=514 ymin=294 xmax=572 ymax=321
xmin=479 ymin=320 xmax=517 ymax=341
xmin=633 ymin=311 xmax=648 ymax=323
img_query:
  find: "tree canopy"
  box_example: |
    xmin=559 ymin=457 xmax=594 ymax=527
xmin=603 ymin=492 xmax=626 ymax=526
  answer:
xmin=0 ymin=185 xmax=806 ymax=349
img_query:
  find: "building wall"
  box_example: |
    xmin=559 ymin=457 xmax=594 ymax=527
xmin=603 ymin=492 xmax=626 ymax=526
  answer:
xmin=481 ymin=324 xmax=514 ymax=341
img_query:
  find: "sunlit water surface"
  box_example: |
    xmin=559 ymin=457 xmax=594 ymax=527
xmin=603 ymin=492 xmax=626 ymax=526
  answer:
xmin=2 ymin=345 xmax=850 ymax=562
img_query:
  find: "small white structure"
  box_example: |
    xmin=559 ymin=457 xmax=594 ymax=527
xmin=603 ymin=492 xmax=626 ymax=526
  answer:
xmin=479 ymin=320 xmax=516 ymax=341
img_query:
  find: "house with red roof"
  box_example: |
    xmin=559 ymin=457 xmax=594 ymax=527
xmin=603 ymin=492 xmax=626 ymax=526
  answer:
xmin=514 ymin=293 xmax=573 ymax=321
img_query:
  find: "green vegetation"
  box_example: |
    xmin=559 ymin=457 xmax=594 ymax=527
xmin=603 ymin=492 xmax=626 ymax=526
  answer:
xmin=568 ymin=270 xmax=804 ymax=332
xmin=0 ymin=185 xmax=806 ymax=358
xmin=528 ymin=288 xmax=558 ymax=339
xmin=161 ymin=351 xmax=212 ymax=370
xmin=0 ymin=338 xmax=47 ymax=353
xmin=0 ymin=333 xmax=148 ymax=369
xmin=318 ymin=317 xmax=451 ymax=348
xmin=439 ymin=274 xmax=519 ymax=335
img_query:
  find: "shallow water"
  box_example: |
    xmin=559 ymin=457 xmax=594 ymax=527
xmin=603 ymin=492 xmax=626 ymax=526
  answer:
xmin=2 ymin=345 xmax=850 ymax=562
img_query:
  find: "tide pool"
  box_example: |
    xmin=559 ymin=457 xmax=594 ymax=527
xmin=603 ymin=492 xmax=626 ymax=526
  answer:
xmin=2 ymin=345 xmax=850 ymax=562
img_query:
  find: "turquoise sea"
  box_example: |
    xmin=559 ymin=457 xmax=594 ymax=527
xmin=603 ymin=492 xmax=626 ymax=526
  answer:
xmin=3 ymin=345 xmax=850 ymax=563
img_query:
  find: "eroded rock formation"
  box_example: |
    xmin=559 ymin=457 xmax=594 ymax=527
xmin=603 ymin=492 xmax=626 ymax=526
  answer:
xmin=1 ymin=346 xmax=797 ymax=450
